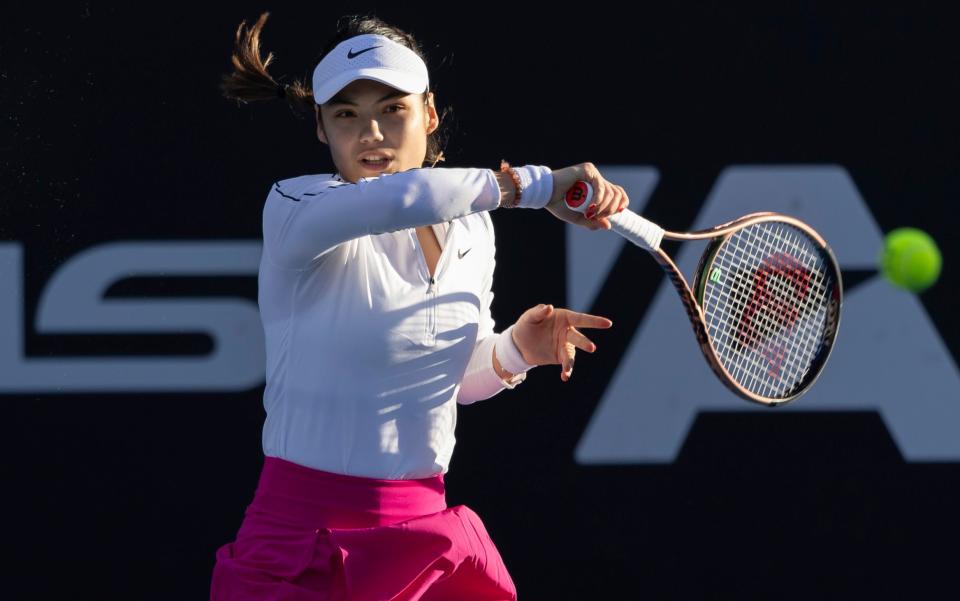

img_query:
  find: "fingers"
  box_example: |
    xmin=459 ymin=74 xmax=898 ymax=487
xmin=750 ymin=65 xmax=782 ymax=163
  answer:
xmin=586 ymin=182 xmax=629 ymax=230
xmin=583 ymin=179 xmax=610 ymax=221
xmin=570 ymin=312 xmax=614 ymax=329
xmin=559 ymin=322 xmax=610 ymax=383
xmin=599 ymin=185 xmax=630 ymax=229
xmin=566 ymin=327 xmax=597 ymax=353
xmin=589 ymin=186 xmax=617 ymax=230
xmin=525 ymin=303 xmax=553 ymax=323
xmin=552 ymin=163 xmax=627 ymax=232
xmin=560 ymin=340 xmax=576 ymax=382
xmin=576 ymin=214 xmax=605 ymax=231
xmin=537 ymin=306 xmax=615 ymax=382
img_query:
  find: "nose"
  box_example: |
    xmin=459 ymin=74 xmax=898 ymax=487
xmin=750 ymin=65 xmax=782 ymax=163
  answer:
xmin=359 ymin=118 xmax=384 ymax=144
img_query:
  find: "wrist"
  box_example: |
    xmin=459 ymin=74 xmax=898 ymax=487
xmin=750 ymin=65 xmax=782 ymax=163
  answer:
xmin=495 ymin=324 xmax=537 ymax=374
xmin=512 ymin=165 xmax=553 ymax=209
xmin=493 ymin=170 xmax=518 ymax=209
xmin=496 ymin=162 xmax=553 ymax=209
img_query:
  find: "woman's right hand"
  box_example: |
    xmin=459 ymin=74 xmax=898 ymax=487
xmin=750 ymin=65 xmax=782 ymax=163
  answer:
xmin=545 ymin=163 xmax=630 ymax=231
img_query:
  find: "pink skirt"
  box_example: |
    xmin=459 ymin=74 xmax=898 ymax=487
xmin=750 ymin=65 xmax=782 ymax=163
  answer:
xmin=211 ymin=456 xmax=517 ymax=600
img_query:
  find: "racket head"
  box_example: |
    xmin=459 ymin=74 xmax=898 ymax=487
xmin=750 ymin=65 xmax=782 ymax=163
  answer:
xmin=690 ymin=214 xmax=842 ymax=405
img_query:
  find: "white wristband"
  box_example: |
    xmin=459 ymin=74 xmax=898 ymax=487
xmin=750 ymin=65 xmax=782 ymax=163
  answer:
xmin=495 ymin=324 xmax=537 ymax=375
xmin=512 ymin=165 xmax=553 ymax=209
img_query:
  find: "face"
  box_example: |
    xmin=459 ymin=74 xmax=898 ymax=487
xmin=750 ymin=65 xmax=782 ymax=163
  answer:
xmin=315 ymin=78 xmax=439 ymax=183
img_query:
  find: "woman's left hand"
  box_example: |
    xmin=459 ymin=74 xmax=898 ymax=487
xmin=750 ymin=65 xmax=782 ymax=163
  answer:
xmin=511 ymin=304 xmax=613 ymax=382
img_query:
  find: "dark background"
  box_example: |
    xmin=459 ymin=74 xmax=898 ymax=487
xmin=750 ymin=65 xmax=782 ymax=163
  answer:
xmin=2 ymin=2 xmax=958 ymax=599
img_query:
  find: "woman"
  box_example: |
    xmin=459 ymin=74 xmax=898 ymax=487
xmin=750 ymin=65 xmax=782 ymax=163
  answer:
xmin=211 ymin=12 xmax=629 ymax=601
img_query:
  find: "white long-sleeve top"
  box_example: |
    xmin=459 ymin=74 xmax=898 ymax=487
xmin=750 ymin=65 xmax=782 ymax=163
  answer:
xmin=258 ymin=167 xmax=528 ymax=479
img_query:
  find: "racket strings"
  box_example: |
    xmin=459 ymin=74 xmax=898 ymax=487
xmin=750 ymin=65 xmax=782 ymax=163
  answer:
xmin=724 ymin=225 xmax=827 ymax=395
xmin=723 ymin=227 xmax=826 ymax=395
xmin=702 ymin=222 xmax=834 ymax=399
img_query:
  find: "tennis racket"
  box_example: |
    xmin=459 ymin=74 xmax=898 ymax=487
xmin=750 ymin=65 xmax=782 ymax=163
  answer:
xmin=564 ymin=181 xmax=842 ymax=406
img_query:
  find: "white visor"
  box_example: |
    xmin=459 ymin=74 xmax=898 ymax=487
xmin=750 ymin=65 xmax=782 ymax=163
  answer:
xmin=312 ymin=33 xmax=429 ymax=105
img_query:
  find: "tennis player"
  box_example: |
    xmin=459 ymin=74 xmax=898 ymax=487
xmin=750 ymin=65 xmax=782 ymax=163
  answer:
xmin=211 ymin=12 xmax=629 ymax=601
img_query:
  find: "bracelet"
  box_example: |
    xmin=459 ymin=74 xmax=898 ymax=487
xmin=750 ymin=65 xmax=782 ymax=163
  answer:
xmin=499 ymin=160 xmax=523 ymax=208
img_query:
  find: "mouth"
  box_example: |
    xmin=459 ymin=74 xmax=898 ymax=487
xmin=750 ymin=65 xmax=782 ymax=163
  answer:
xmin=360 ymin=158 xmax=392 ymax=170
xmin=358 ymin=154 xmax=395 ymax=171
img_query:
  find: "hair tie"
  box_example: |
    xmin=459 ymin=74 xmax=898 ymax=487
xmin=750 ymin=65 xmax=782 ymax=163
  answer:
xmin=276 ymin=83 xmax=288 ymax=99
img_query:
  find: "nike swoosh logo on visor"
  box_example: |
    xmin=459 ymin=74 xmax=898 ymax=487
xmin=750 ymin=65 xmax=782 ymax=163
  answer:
xmin=347 ymin=46 xmax=380 ymax=59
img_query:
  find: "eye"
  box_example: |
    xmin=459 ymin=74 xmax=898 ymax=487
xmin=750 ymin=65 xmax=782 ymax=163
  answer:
xmin=334 ymin=105 xmax=404 ymax=118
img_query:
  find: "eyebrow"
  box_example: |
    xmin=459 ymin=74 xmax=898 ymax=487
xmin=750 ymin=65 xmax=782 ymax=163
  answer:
xmin=326 ymin=89 xmax=410 ymax=107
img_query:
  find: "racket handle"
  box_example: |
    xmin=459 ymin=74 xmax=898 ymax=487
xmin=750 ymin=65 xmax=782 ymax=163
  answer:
xmin=564 ymin=181 xmax=665 ymax=251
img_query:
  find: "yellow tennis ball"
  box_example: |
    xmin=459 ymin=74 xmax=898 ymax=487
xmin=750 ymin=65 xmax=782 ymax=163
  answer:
xmin=880 ymin=228 xmax=942 ymax=293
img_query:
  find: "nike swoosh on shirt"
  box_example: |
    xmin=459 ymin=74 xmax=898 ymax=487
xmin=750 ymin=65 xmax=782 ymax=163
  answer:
xmin=458 ymin=248 xmax=472 ymax=259
xmin=347 ymin=46 xmax=380 ymax=59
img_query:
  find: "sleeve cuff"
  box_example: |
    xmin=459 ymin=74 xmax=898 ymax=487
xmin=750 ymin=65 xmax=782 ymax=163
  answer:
xmin=495 ymin=324 xmax=537 ymax=375
xmin=458 ymin=334 xmax=527 ymax=405
xmin=513 ymin=165 xmax=554 ymax=209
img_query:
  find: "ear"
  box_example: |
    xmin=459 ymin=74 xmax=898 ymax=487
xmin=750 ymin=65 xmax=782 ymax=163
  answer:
xmin=315 ymin=105 xmax=328 ymax=145
xmin=424 ymin=92 xmax=439 ymax=136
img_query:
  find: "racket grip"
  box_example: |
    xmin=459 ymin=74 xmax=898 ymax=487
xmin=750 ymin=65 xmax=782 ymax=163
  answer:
xmin=564 ymin=181 xmax=664 ymax=251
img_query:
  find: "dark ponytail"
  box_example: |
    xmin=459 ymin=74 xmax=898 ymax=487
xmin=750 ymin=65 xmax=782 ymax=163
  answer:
xmin=220 ymin=12 xmax=453 ymax=167
xmin=220 ymin=12 xmax=315 ymax=116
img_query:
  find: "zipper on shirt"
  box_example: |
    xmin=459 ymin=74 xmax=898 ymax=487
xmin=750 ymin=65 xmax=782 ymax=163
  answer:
xmin=412 ymin=222 xmax=456 ymax=346
xmin=426 ymin=275 xmax=437 ymax=346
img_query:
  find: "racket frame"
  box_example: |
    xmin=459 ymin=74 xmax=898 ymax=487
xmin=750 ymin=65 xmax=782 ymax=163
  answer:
xmin=563 ymin=181 xmax=843 ymax=405
xmin=656 ymin=211 xmax=842 ymax=406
